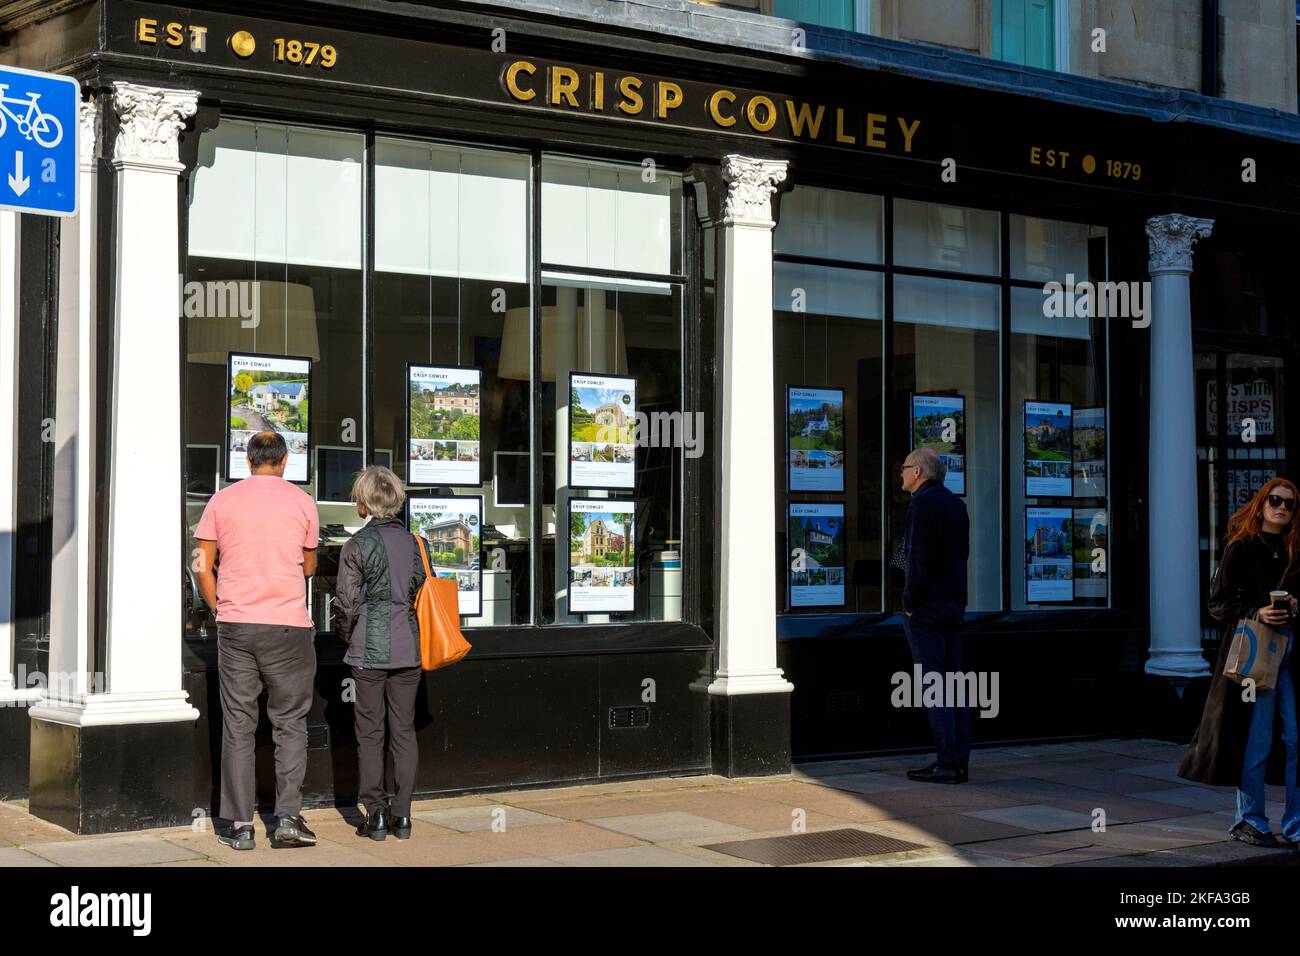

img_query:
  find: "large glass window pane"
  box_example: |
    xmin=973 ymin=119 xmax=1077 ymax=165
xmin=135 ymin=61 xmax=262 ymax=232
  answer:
xmin=894 ymin=199 xmax=1000 ymax=275
xmin=775 ymin=186 xmax=883 ymax=264
xmin=184 ymin=119 xmax=365 ymax=638
xmin=773 ymin=261 xmax=884 ymax=612
xmin=1010 ymin=215 xmax=1095 ymax=283
xmin=1010 ymin=222 xmax=1109 ymax=609
xmin=373 ymin=138 xmax=532 ymax=627
xmin=541 ymin=158 xmax=682 ymax=276
xmin=891 ymin=275 xmax=1002 ymax=612
xmin=540 ymin=277 xmax=684 ymax=625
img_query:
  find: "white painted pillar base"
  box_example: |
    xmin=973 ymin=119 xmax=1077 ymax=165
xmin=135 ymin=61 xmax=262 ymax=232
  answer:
xmin=33 ymin=83 xmax=201 ymax=727
xmin=708 ymin=155 xmax=793 ymax=699
xmin=1144 ymin=213 xmax=1214 ymax=680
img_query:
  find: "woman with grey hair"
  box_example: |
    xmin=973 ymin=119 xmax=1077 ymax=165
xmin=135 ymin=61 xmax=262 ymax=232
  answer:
xmin=333 ymin=465 xmax=426 ymax=841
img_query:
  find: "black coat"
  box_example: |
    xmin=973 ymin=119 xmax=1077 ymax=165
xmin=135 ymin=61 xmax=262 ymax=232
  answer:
xmin=333 ymin=517 xmax=426 ymax=669
xmin=902 ymin=479 xmax=969 ymax=614
xmin=1178 ymin=532 xmax=1297 ymax=787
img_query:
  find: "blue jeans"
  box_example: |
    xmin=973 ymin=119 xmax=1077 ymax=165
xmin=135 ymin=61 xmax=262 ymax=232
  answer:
xmin=1235 ymin=627 xmax=1300 ymax=839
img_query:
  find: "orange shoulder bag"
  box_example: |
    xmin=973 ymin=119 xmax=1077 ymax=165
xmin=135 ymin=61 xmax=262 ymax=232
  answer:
xmin=412 ymin=534 xmax=472 ymax=671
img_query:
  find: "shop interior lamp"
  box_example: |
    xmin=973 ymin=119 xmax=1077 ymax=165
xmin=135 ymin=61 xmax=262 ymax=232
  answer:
xmin=185 ymin=280 xmax=320 ymax=364
xmin=498 ymin=301 xmax=627 ymax=382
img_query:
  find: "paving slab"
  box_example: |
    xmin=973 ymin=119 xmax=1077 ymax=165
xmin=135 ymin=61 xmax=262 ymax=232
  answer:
xmin=465 ymin=819 xmax=645 ymax=858
xmin=1047 ymin=793 xmax=1202 ymax=825
xmin=584 ymin=811 xmax=749 ymax=842
xmin=32 ymin=836 xmax=204 ymax=868
xmin=412 ymin=806 xmax=565 ymax=832
xmin=964 ymin=804 xmax=1098 ymax=833
xmin=805 ymin=771 xmax=928 ymax=795
xmin=1129 ymin=786 xmax=1247 ymax=813
xmin=615 ymin=790 xmax=847 ymax=831
xmin=458 ymin=856 xmax=561 ymax=867
xmin=549 ymin=844 xmax=721 ymax=867
xmin=959 ymin=831 xmax=1100 ymax=860
xmin=0 ymin=847 xmax=57 ymax=866
xmin=1054 ymin=823 xmax=1223 ymax=852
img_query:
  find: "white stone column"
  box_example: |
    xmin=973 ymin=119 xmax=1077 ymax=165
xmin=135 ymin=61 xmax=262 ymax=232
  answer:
xmin=34 ymin=99 xmax=100 ymax=717
xmin=708 ymin=155 xmax=793 ymax=698
xmin=1145 ymin=213 xmax=1214 ymax=679
xmin=33 ymin=83 xmax=200 ymax=726
xmin=0 ymin=208 xmax=38 ymax=707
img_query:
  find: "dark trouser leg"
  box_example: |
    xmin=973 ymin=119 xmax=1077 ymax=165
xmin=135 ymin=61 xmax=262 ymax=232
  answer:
xmin=385 ymin=667 xmax=422 ymax=817
xmin=352 ymin=666 xmax=388 ymax=814
xmin=217 ymin=623 xmax=263 ymax=824
xmin=259 ymin=625 xmax=318 ymax=819
xmin=947 ymin=627 xmax=972 ymax=770
xmin=904 ymin=612 xmax=961 ymax=771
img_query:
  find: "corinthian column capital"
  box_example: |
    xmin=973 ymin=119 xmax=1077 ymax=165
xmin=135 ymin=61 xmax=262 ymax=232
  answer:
xmin=111 ymin=82 xmax=199 ymax=170
xmin=1145 ymin=214 xmax=1214 ymax=274
xmin=721 ymin=155 xmax=788 ymax=227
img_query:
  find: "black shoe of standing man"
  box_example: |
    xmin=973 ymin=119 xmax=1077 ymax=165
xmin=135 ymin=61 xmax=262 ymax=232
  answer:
xmin=271 ymin=814 xmax=318 ymax=848
xmin=216 ymin=823 xmax=255 ymax=851
xmin=907 ymin=762 xmax=964 ymax=785
xmin=356 ymin=804 xmax=390 ymax=841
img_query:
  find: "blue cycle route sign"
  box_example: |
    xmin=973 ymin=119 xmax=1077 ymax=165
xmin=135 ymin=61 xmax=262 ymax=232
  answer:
xmin=0 ymin=65 xmax=79 ymax=217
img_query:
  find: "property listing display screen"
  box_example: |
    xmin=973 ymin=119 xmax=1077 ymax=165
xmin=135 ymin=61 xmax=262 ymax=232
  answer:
xmin=1073 ymin=507 xmax=1108 ymax=600
xmin=569 ymin=498 xmax=636 ymax=612
xmin=569 ymin=373 xmax=636 ymax=490
xmin=911 ymin=393 xmax=966 ymax=496
xmin=787 ymin=386 xmax=845 ymax=493
xmin=408 ymin=495 xmax=483 ymax=618
xmin=227 ymin=352 xmax=311 ymax=483
xmin=408 ymin=365 xmax=482 ymax=487
xmin=1071 ymin=406 xmax=1106 ymax=497
xmin=1024 ymin=401 xmax=1073 ymax=497
xmin=788 ymin=501 xmax=847 ymax=608
xmin=1025 ymin=506 xmax=1073 ymax=602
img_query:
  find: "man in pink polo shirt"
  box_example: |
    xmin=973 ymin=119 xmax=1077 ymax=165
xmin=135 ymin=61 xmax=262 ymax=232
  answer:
xmin=193 ymin=430 xmax=320 ymax=851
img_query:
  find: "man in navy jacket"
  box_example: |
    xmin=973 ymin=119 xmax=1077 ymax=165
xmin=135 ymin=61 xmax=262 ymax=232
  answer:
xmin=901 ymin=448 xmax=971 ymax=784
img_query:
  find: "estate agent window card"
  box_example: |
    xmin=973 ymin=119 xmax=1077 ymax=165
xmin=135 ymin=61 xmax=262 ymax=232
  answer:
xmin=227 ymin=352 xmax=312 ymax=483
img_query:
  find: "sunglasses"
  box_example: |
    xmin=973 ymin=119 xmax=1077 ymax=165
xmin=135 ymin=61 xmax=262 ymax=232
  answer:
xmin=1267 ymin=493 xmax=1297 ymax=512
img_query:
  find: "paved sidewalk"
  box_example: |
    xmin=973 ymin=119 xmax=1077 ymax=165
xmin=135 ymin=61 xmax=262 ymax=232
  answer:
xmin=1 ymin=739 xmax=1296 ymax=867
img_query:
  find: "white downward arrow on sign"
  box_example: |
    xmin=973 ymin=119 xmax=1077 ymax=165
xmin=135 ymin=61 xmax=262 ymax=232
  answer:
xmin=8 ymin=152 xmax=30 ymax=197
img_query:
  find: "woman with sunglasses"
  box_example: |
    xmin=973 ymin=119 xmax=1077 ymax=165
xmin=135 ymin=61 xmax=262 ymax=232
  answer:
xmin=1180 ymin=478 xmax=1300 ymax=848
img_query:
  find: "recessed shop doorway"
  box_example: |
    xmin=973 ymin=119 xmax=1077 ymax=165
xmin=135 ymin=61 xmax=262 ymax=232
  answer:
xmin=1194 ymin=345 xmax=1292 ymax=646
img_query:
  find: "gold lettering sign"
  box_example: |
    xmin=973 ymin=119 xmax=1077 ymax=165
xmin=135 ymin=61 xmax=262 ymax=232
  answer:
xmin=501 ymin=59 xmax=922 ymax=154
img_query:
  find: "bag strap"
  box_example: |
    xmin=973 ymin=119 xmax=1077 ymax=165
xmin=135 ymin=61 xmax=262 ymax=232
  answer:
xmin=412 ymin=533 xmax=434 ymax=579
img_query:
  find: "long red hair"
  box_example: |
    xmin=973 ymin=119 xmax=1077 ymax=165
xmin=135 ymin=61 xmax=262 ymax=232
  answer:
xmin=1224 ymin=477 xmax=1300 ymax=582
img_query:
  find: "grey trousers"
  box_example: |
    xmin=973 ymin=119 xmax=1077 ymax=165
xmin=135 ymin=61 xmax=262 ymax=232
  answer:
xmin=352 ymin=665 xmax=422 ymax=817
xmin=217 ymin=622 xmax=317 ymax=823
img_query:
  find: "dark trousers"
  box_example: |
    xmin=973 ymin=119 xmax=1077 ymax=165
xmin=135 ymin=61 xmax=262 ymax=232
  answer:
xmin=352 ymin=665 xmax=422 ymax=817
xmin=217 ymin=622 xmax=317 ymax=823
xmin=903 ymin=603 xmax=972 ymax=772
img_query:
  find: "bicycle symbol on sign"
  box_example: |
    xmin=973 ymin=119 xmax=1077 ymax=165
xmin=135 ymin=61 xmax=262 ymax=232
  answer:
xmin=0 ymin=84 xmax=64 ymax=148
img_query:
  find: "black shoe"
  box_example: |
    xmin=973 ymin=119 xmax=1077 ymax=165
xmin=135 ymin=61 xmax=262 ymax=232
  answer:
xmin=906 ymin=762 xmax=963 ymax=784
xmin=1230 ymin=821 xmax=1279 ymax=848
xmin=271 ymin=815 xmax=318 ymax=848
xmin=356 ymin=805 xmax=390 ymax=841
xmin=957 ymin=767 xmax=969 ymax=783
xmin=216 ymin=823 xmax=255 ymax=851
xmin=392 ymin=816 xmax=412 ymax=840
